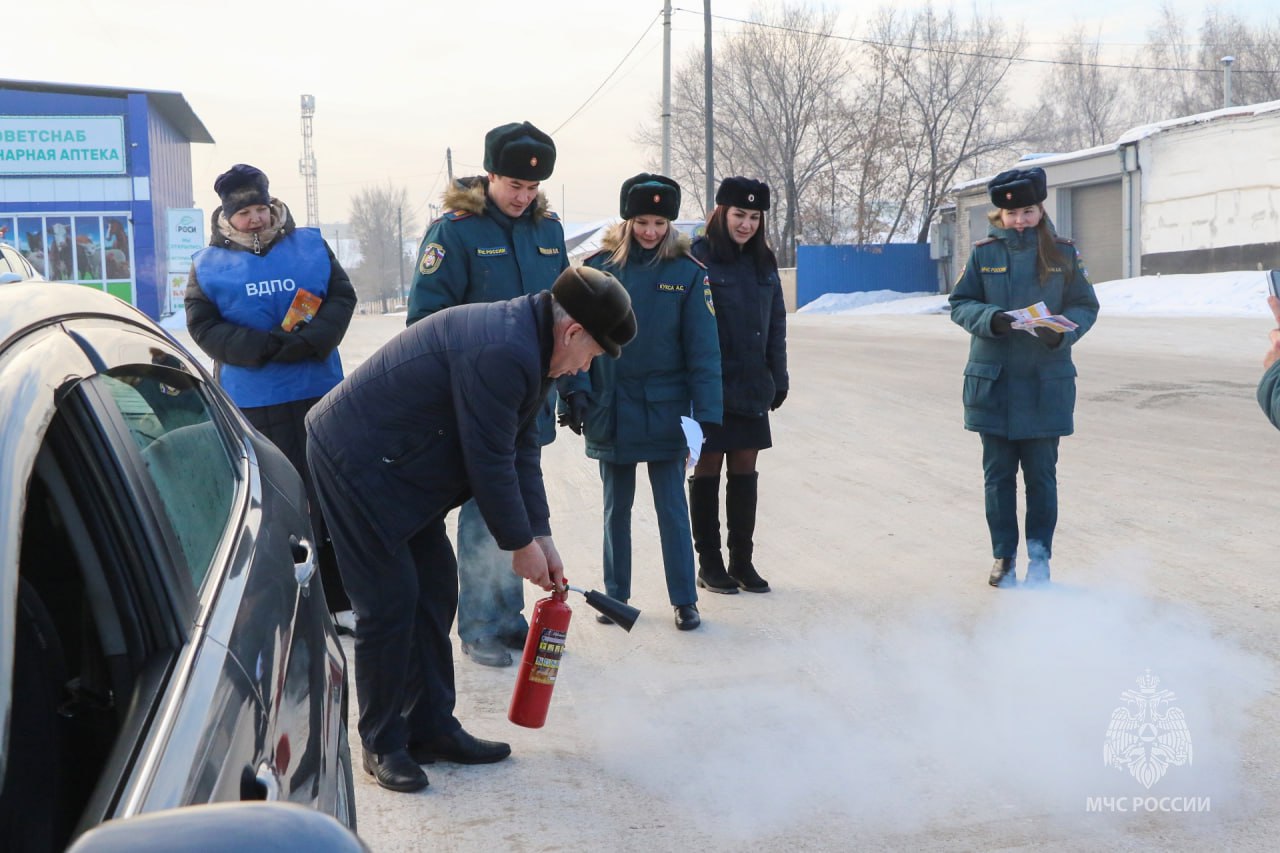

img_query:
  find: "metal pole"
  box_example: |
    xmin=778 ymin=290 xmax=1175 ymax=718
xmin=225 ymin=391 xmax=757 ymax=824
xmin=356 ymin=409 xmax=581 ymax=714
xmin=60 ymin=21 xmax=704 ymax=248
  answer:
xmin=662 ymin=0 xmax=672 ymax=176
xmin=398 ymin=206 xmax=405 ymax=302
xmin=447 ymin=147 xmax=454 ymax=184
xmin=704 ymin=0 xmax=714 ymax=214
xmin=1221 ymin=56 xmax=1235 ymax=108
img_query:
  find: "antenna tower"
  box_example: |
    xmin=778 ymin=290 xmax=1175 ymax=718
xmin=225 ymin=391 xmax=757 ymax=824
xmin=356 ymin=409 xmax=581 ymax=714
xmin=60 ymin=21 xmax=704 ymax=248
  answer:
xmin=299 ymin=94 xmax=319 ymax=226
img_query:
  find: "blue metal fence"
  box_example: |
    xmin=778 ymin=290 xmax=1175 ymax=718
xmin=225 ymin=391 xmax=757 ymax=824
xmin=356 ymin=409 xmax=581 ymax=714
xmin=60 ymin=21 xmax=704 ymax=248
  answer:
xmin=796 ymin=244 xmax=935 ymax=308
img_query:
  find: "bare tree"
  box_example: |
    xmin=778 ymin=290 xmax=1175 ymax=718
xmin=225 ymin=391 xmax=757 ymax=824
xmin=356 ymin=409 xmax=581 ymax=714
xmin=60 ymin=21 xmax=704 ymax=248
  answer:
xmin=1028 ymin=24 xmax=1125 ymax=152
xmin=867 ymin=3 xmax=1029 ymax=243
xmin=639 ymin=4 xmax=859 ymax=265
xmin=348 ymin=183 xmax=417 ymax=313
xmin=1135 ymin=3 xmax=1280 ymax=120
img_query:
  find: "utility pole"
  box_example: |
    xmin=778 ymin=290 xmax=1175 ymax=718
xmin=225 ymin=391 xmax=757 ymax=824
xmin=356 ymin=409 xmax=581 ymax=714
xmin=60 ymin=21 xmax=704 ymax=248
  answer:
xmin=1221 ymin=56 xmax=1235 ymax=108
xmin=299 ymin=95 xmax=319 ymax=226
xmin=447 ymin=147 xmax=454 ymax=185
xmin=704 ymin=0 xmax=714 ymax=213
xmin=662 ymin=0 xmax=672 ymax=176
xmin=397 ymin=206 xmax=405 ymax=303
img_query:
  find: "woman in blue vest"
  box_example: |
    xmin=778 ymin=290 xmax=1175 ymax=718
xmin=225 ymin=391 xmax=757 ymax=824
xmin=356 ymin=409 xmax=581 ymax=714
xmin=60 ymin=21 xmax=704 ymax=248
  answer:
xmin=688 ymin=177 xmax=788 ymax=595
xmin=949 ymin=166 xmax=1099 ymax=588
xmin=186 ymin=164 xmax=357 ymax=623
xmin=560 ymin=174 xmax=722 ymax=631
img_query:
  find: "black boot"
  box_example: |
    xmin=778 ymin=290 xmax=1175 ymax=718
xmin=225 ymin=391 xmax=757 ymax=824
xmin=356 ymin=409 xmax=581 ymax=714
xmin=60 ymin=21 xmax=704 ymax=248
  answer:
xmin=688 ymin=475 xmax=738 ymax=594
xmin=726 ymin=472 xmax=770 ymax=593
xmin=989 ymin=557 xmax=1016 ymax=588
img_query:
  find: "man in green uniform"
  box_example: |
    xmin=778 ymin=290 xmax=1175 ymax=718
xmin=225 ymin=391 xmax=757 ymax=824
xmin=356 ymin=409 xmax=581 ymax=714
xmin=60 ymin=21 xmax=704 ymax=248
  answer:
xmin=407 ymin=121 xmax=568 ymax=666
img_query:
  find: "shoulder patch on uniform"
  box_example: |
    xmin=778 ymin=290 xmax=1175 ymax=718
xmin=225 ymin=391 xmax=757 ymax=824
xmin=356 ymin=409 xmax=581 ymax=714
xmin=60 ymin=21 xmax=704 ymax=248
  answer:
xmin=444 ymin=209 xmax=473 ymax=221
xmin=542 ymin=210 xmax=561 ymax=221
xmin=419 ymin=242 xmax=446 ymax=275
xmin=703 ymin=276 xmax=715 ymax=316
xmin=974 ymin=237 xmax=997 ymax=246
xmin=685 ymin=251 xmax=707 ymax=269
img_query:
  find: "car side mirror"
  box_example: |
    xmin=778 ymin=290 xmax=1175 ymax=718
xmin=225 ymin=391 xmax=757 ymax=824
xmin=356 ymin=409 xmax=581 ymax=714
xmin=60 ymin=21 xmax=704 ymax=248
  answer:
xmin=67 ymin=802 xmax=368 ymax=853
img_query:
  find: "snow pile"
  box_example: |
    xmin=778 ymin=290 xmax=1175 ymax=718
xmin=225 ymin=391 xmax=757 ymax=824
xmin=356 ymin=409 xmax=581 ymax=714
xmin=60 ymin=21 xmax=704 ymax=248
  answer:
xmin=799 ymin=269 xmax=1274 ymax=319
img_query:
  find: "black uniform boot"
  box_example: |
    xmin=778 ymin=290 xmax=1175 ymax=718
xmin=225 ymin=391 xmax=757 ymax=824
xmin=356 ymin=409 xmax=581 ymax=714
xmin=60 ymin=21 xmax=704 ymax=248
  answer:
xmin=725 ymin=472 xmax=770 ymax=593
xmin=688 ymin=475 xmax=738 ymax=594
xmin=988 ymin=557 xmax=1016 ymax=588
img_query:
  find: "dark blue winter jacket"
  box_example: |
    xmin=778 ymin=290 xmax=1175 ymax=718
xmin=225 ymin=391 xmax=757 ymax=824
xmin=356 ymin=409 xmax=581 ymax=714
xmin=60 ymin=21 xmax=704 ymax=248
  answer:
xmin=948 ymin=221 xmax=1100 ymax=439
xmin=305 ymin=292 xmax=555 ymax=548
xmin=572 ymin=231 xmax=722 ymax=463
xmin=690 ymin=237 xmax=788 ymax=418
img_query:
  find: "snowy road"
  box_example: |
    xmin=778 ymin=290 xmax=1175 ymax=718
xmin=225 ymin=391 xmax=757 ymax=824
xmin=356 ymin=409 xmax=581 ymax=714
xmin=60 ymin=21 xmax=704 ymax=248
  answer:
xmin=193 ymin=311 xmax=1280 ymax=851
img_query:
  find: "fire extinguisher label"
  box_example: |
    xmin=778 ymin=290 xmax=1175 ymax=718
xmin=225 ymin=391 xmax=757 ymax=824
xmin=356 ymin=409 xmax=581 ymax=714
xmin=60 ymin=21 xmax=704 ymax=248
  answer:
xmin=528 ymin=628 xmax=567 ymax=685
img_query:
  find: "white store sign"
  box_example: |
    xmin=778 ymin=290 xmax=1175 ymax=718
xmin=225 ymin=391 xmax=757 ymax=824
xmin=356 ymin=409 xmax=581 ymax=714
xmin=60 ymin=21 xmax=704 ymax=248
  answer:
xmin=0 ymin=116 xmax=127 ymax=175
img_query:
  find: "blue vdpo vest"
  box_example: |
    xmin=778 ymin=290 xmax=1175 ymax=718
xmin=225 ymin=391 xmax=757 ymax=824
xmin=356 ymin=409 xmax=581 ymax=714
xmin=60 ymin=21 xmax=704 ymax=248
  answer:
xmin=192 ymin=228 xmax=343 ymax=408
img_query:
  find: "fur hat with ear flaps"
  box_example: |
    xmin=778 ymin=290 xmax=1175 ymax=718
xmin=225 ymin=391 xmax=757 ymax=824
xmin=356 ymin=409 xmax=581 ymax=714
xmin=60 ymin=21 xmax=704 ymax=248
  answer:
xmin=214 ymin=164 xmax=271 ymax=217
xmin=988 ymin=167 xmax=1047 ymax=210
xmin=619 ymin=173 xmax=681 ymax=220
xmin=715 ymin=176 xmax=770 ymax=211
xmin=551 ymin=266 xmax=637 ymax=359
xmin=484 ymin=121 xmax=556 ymax=182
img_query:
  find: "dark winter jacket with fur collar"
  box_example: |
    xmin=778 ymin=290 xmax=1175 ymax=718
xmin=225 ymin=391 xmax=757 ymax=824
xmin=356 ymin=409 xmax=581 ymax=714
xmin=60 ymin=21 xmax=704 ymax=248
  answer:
xmin=406 ymin=176 xmax=567 ymax=323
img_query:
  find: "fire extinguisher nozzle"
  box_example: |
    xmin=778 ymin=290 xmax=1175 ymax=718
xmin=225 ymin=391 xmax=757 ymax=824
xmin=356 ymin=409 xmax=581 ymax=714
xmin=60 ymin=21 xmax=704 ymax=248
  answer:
xmin=581 ymin=590 xmax=641 ymax=632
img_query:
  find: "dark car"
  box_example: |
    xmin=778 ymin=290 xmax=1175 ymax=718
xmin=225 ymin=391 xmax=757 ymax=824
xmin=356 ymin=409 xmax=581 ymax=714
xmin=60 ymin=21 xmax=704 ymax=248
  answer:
xmin=0 ymin=282 xmax=356 ymax=851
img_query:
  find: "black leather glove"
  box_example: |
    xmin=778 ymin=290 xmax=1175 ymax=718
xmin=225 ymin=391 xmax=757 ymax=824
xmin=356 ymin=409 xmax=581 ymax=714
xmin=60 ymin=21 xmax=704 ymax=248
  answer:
xmin=990 ymin=312 xmax=1015 ymax=336
xmin=770 ymin=389 xmax=788 ymax=411
xmin=557 ymin=391 xmax=588 ymax=435
xmin=269 ymin=329 xmax=317 ymax=363
xmin=1034 ymin=327 xmax=1064 ymax=348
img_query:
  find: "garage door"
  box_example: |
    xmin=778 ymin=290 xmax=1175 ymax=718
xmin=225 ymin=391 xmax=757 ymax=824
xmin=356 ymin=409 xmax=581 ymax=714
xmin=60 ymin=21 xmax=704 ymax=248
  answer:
xmin=1069 ymin=181 xmax=1122 ymax=283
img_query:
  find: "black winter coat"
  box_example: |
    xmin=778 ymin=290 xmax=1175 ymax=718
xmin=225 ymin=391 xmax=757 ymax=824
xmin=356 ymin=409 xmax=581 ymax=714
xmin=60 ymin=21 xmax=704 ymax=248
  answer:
xmin=691 ymin=237 xmax=788 ymax=418
xmin=185 ymin=203 xmax=356 ymax=369
xmin=305 ymin=292 xmax=556 ymax=549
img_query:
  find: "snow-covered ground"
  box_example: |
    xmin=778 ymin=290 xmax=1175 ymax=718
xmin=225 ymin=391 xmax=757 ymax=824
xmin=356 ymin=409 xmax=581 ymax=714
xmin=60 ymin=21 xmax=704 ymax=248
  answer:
xmin=798 ymin=269 xmax=1274 ymax=318
xmin=164 ymin=271 xmax=1280 ymax=850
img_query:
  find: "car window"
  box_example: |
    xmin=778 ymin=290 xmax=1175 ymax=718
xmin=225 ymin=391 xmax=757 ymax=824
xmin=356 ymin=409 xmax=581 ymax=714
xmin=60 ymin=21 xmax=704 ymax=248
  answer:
xmin=98 ymin=369 xmax=236 ymax=587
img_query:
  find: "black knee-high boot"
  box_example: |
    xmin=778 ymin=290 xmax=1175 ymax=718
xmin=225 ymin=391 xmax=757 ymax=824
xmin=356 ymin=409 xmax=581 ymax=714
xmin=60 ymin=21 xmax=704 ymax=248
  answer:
xmin=688 ymin=475 xmax=738 ymax=593
xmin=725 ymin=472 xmax=770 ymax=592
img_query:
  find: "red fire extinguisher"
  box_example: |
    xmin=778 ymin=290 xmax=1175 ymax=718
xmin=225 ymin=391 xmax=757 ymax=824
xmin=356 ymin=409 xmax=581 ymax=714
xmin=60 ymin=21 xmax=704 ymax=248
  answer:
xmin=508 ymin=586 xmax=573 ymax=729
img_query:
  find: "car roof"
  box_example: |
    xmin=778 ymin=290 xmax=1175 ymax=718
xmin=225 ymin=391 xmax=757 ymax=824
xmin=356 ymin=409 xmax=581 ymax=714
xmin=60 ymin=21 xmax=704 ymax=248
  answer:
xmin=0 ymin=282 xmax=160 ymax=353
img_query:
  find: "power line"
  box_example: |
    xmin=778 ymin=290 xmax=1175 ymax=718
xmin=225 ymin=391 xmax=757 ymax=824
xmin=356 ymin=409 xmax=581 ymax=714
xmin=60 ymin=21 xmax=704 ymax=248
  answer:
xmin=553 ymin=11 xmax=664 ymax=135
xmin=672 ymin=7 xmax=1280 ymax=75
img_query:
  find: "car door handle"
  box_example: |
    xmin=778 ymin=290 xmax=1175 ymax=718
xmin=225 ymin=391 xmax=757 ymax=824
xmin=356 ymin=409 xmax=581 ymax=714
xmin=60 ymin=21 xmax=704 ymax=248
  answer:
xmin=290 ymin=535 xmax=316 ymax=592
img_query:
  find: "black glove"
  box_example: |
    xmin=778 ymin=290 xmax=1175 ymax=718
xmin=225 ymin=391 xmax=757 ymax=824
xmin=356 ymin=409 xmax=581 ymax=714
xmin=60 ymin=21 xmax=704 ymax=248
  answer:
xmin=770 ymin=389 xmax=787 ymax=411
xmin=1034 ymin=327 xmax=1064 ymax=348
xmin=990 ymin=312 xmax=1015 ymax=336
xmin=558 ymin=391 xmax=588 ymax=435
xmin=269 ymin=329 xmax=317 ymax=363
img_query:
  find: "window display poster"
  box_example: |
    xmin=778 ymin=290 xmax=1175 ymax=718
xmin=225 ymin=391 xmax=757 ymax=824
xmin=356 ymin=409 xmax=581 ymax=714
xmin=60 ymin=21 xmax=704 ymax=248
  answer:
xmin=0 ymin=216 xmax=14 ymax=248
xmin=104 ymin=216 xmax=131 ymax=280
xmin=75 ymin=216 xmax=103 ymax=281
xmin=18 ymin=216 xmax=45 ymax=275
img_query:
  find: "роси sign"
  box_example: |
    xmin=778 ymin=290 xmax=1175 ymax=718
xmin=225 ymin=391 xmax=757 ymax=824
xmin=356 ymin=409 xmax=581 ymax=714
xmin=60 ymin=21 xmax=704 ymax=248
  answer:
xmin=0 ymin=116 xmax=127 ymax=175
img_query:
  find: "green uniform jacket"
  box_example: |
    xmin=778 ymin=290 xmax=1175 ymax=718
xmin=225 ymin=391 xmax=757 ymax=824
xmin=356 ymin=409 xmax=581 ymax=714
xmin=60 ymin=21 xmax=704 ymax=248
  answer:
xmin=1258 ymin=361 xmax=1280 ymax=430
xmin=949 ymin=223 xmax=1100 ymax=439
xmin=570 ymin=231 xmax=722 ymax=464
xmin=407 ymin=176 xmax=568 ymax=444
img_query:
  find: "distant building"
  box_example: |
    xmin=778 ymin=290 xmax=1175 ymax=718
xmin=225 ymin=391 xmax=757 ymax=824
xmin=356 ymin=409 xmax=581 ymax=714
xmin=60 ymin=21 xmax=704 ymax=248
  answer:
xmin=944 ymin=99 xmax=1280 ymax=289
xmin=0 ymin=78 xmax=213 ymax=319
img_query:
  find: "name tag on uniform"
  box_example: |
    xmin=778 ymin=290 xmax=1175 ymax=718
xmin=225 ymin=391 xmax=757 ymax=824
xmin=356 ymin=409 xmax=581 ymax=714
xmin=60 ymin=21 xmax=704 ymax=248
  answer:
xmin=537 ymin=246 xmax=560 ymax=256
xmin=980 ymin=266 xmax=1008 ymax=273
xmin=657 ymin=282 xmax=686 ymax=293
xmin=476 ymin=246 xmax=509 ymax=257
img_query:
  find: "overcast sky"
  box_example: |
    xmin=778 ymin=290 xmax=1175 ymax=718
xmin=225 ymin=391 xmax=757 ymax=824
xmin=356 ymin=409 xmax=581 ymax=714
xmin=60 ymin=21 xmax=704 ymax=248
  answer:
xmin=7 ymin=0 xmax=1274 ymax=231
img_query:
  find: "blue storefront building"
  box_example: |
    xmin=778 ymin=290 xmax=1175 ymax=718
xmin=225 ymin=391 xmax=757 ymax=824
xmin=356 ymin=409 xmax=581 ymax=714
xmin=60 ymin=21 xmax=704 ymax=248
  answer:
xmin=0 ymin=79 xmax=212 ymax=319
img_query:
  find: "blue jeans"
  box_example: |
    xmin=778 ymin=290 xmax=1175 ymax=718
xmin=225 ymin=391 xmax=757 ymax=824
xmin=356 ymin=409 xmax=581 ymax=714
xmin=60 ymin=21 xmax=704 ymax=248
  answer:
xmin=455 ymin=498 xmax=528 ymax=644
xmin=980 ymin=434 xmax=1059 ymax=561
xmin=600 ymin=458 xmax=698 ymax=607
